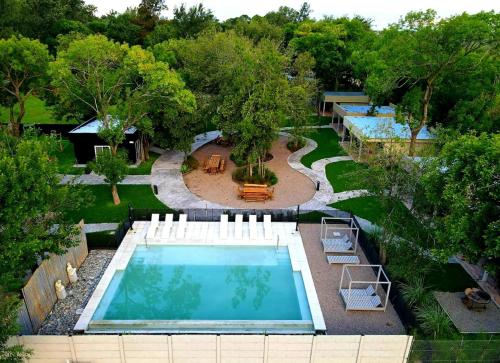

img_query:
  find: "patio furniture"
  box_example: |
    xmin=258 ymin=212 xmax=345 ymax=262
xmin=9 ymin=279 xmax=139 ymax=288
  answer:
xmin=237 ymin=184 xmax=274 ymax=202
xmin=249 ymin=215 xmax=257 ymax=240
xmin=161 ymin=213 xmax=173 ymax=239
xmin=146 ymin=214 xmax=159 ymax=241
xmin=202 ymin=159 xmax=209 ymax=172
xmin=462 ymin=288 xmax=491 ymax=311
xmin=339 ymin=264 xmax=391 ymax=311
xmin=176 ymin=214 xmax=187 ymax=238
xmin=327 ymin=255 xmax=360 ymax=264
xmin=235 ymin=214 xmax=243 ymax=239
xmin=220 ymin=214 xmax=228 ymax=240
xmin=320 ymin=217 xmax=359 ymax=253
xmin=207 ymin=154 xmax=221 ymax=174
xmin=264 ymin=214 xmax=272 ymax=240
xmin=219 ymin=158 xmax=226 ymax=173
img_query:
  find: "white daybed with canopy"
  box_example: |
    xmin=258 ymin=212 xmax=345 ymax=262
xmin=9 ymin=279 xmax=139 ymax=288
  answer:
xmin=320 ymin=217 xmax=359 ymax=254
xmin=339 ymin=264 xmax=391 ymax=311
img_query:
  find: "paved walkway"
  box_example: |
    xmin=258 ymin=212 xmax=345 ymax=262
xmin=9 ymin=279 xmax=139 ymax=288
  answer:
xmin=151 ymin=131 xmax=228 ymax=209
xmin=59 ymin=174 xmax=151 ymax=185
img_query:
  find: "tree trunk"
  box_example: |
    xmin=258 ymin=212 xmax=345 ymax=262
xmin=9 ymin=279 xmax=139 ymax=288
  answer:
xmin=111 ymin=184 xmax=121 ymax=205
xmin=111 ymin=144 xmax=118 ymax=156
xmin=408 ymin=130 xmax=419 ymax=157
xmin=143 ymin=137 xmax=150 ymax=161
xmin=8 ymin=105 xmax=20 ymax=137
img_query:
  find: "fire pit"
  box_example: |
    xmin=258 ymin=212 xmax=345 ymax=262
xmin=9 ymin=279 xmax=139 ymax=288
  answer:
xmin=461 ymin=288 xmax=491 ymax=311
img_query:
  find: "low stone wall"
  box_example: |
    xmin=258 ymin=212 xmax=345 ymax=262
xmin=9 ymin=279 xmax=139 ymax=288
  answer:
xmin=9 ymin=334 xmax=413 ymax=363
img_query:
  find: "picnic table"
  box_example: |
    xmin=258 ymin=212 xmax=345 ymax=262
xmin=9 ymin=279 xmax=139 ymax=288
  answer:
xmin=238 ymin=183 xmax=274 ymax=202
xmin=206 ymin=154 xmax=221 ymax=174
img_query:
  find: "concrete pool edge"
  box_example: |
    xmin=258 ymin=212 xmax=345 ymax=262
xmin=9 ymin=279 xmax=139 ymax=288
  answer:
xmin=74 ymin=221 xmax=326 ymax=333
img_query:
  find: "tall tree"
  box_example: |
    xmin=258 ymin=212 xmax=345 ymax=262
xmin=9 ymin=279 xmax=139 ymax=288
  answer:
xmin=0 ymin=130 xmax=88 ymax=290
xmin=0 ymin=36 xmax=51 ymax=136
xmin=50 ymin=34 xmax=195 ymax=201
xmin=362 ymin=10 xmax=498 ymax=155
xmin=419 ymin=133 xmax=500 ymax=271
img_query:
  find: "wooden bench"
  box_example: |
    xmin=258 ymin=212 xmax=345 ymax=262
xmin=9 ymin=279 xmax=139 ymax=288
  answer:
xmin=238 ymin=184 xmax=274 ymax=202
xmin=219 ymin=158 xmax=225 ymax=173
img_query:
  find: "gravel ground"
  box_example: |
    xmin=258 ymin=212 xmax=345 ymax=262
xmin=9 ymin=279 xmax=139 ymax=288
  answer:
xmin=299 ymin=223 xmax=405 ymax=335
xmin=38 ymin=250 xmax=115 ymax=335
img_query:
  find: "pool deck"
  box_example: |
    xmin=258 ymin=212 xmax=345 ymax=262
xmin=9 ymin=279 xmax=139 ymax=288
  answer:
xmin=299 ymin=223 xmax=405 ymax=335
xmin=74 ymin=221 xmax=326 ymax=334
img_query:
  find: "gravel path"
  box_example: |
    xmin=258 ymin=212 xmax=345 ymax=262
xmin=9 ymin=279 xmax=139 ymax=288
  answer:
xmin=38 ymin=250 xmax=115 ymax=335
xmin=59 ymin=174 xmax=151 ymax=185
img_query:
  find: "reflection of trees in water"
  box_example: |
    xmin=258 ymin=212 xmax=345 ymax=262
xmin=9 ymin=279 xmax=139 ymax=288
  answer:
xmin=225 ymin=266 xmax=271 ymax=310
xmin=105 ymin=264 xmax=201 ymax=320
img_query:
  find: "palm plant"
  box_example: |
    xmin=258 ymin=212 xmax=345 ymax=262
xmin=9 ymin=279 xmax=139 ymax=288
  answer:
xmin=401 ymin=277 xmax=432 ymax=308
xmin=416 ymin=302 xmax=453 ymax=339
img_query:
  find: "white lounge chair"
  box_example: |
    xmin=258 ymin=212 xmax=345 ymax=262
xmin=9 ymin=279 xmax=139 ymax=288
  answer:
xmin=340 ymin=285 xmax=382 ymax=310
xmin=322 ymin=234 xmax=353 ymax=253
xmin=235 ymin=214 xmax=243 ymax=239
xmin=176 ymin=214 xmax=187 ymax=238
xmin=249 ymin=215 xmax=257 ymax=240
xmin=220 ymin=214 xmax=228 ymax=239
xmin=327 ymin=255 xmax=360 ymax=264
xmin=161 ymin=214 xmax=173 ymax=239
xmin=146 ymin=214 xmax=159 ymax=240
xmin=263 ymin=215 xmax=272 ymax=240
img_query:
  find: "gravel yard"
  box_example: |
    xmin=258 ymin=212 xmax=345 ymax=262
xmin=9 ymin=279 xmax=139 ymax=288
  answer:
xmin=38 ymin=250 xmax=115 ymax=335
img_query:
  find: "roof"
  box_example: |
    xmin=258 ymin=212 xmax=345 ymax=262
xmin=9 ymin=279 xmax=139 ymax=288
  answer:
xmin=324 ymin=91 xmax=366 ymax=97
xmin=339 ymin=104 xmax=395 ymax=116
xmin=344 ymin=116 xmax=434 ymax=141
xmin=69 ymin=118 xmax=137 ymax=135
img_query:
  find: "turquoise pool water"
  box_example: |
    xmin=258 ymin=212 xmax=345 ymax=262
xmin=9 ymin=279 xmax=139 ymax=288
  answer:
xmin=92 ymin=246 xmax=312 ymax=324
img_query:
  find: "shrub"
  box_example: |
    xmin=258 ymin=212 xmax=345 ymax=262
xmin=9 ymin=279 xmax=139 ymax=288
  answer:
xmin=401 ymin=277 xmax=432 ymax=308
xmin=181 ymin=155 xmax=199 ymax=174
xmin=232 ymin=166 xmax=278 ymax=185
xmin=229 ymin=153 xmax=246 ymax=167
xmin=287 ymin=137 xmax=306 ymax=152
xmin=416 ymin=303 xmax=453 ymax=339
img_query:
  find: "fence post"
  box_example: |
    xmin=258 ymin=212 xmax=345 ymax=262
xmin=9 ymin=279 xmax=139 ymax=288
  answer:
xmin=296 ymin=204 xmax=300 ymax=231
xmin=128 ymin=203 xmax=134 ymax=230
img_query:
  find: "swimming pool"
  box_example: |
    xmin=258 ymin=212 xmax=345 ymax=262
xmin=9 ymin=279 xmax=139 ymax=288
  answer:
xmin=88 ymin=245 xmax=314 ymax=333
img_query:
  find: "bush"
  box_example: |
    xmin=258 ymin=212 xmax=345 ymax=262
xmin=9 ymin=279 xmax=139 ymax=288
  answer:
xmin=229 ymin=153 xmax=246 ymax=167
xmin=181 ymin=155 xmax=199 ymax=174
xmin=287 ymin=137 xmax=306 ymax=152
xmin=416 ymin=303 xmax=453 ymax=339
xmin=232 ymin=165 xmax=278 ymax=185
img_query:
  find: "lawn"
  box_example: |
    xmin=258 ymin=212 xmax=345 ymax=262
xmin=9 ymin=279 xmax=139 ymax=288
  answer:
xmin=52 ymin=139 xmax=85 ymax=174
xmin=0 ymin=96 xmax=77 ymax=124
xmin=127 ymin=152 xmax=160 ymax=175
xmin=300 ymin=128 xmax=346 ymax=168
xmin=66 ymin=185 xmax=168 ymax=223
xmin=330 ymin=195 xmax=384 ymax=223
xmin=325 ymin=160 xmax=370 ymax=193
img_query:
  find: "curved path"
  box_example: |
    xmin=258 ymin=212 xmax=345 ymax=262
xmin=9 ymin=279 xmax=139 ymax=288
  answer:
xmin=150 ymin=129 xmax=377 ymax=232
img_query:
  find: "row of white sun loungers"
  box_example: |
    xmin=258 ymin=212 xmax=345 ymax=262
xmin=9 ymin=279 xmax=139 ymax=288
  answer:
xmin=145 ymin=213 xmax=274 ymax=241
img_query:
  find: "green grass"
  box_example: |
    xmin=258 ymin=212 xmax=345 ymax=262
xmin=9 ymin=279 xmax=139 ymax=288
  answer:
xmin=66 ymin=185 xmax=168 ymax=223
xmin=300 ymin=128 xmax=346 ymax=168
xmin=0 ymin=96 xmax=77 ymax=124
xmin=426 ymin=264 xmax=479 ymax=292
xmin=325 ymin=160 xmax=369 ymax=193
xmin=330 ymin=196 xmax=384 ymax=224
xmin=127 ymin=152 xmax=160 ymax=175
xmin=52 ymin=139 xmax=85 ymax=174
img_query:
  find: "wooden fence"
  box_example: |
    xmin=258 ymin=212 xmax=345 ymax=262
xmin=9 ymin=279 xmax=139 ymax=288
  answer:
xmin=19 ymin=221 xmax=88 ymax=334
xmin=9 ymin=334 xmax=413 ymax=363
